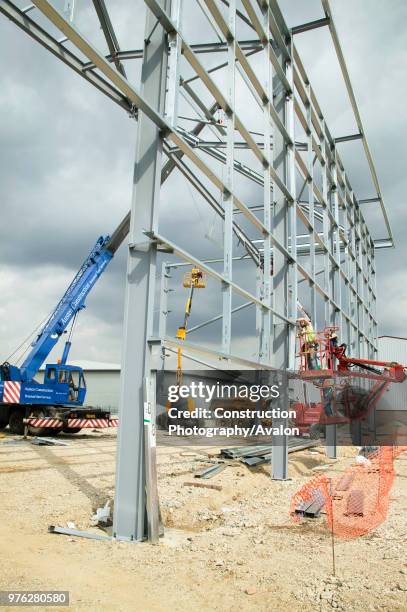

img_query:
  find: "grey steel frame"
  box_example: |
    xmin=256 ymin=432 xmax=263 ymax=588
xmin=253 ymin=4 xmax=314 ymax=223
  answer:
xmin=0 ymin=0 xmax=388 ymax=540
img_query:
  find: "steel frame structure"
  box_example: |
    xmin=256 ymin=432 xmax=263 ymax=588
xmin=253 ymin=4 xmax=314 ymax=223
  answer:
xmin=0 ymin=0 xmax=391 ymax=541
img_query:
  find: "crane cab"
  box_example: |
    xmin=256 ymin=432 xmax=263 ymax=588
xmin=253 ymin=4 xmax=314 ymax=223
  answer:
xmin=44 ymin=364 xmax=86 ymax=405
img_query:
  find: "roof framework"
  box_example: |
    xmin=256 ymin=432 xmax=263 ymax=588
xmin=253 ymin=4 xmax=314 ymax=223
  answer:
xmin=1 ymin=0 xmax=390 ymax=541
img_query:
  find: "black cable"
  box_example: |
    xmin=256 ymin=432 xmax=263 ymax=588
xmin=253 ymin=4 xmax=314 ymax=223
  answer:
xmin=4 ymin=310 xmax=51 ymax=365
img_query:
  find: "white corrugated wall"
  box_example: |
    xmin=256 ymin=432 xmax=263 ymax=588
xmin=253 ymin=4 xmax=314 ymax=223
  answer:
xmin=378 ymin=337 xmax=407 ymax=411
xmin=83 ymin=370 xmax=120 ymax=412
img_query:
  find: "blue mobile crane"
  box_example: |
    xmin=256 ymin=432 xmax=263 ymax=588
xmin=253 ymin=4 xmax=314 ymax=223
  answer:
xmin=0 ymin=215 xmax=129 ymax=435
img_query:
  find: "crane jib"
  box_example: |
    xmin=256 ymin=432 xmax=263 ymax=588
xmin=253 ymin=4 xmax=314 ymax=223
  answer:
xmin=60 ymin=264 xmax=108 ymax=327
xmin=19 ymin=239 xmax=113 ymax=381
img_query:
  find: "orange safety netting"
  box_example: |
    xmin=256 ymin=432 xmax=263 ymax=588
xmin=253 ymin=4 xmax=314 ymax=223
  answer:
xmin=290 ymin=446 xmax=407 ymax=539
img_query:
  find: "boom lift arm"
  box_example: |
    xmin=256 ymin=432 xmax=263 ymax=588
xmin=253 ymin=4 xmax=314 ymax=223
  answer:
xmin=175 ymin=268 xmax=206 ymax=383
xmin=335 ymin=354 xmax=406 ymax=382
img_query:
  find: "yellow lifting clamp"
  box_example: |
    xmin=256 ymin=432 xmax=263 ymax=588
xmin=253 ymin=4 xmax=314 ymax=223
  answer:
xmin=182 ymin=268 xmax=206 ymax=289
xmin=176 ymin=268 xmax=206 ymax=383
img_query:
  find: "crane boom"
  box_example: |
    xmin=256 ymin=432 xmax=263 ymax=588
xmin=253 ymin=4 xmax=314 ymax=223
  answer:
xmin=19 ymin=235 xmax=113 ymax=381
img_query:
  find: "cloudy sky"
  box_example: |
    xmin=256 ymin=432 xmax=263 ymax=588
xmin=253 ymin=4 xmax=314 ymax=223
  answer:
xmin=0 ymin=0 xmax=406 ymax=370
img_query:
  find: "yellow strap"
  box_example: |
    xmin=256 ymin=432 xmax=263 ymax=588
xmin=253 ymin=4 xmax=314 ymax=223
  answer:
xmin=176 ymin=347 xmax=182 ymax=384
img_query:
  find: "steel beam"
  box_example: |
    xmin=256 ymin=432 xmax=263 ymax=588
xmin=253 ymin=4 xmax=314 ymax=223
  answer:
xmin=242 ymin=0 xmax=291 ymax=94
xmin=291 ymin=16 xmax=330 ymax=35
xmin=29 ymin=0 xmax=167 ymax=127
xmin=151 ymin=231 xmax=292 ymax=324
xmin=219 ymin=0 xmax=257 ymax=31
xmin=359 ymin=197 xmax=381 ymax=205
xmin=91 ymin=0 xmax=127 ymax=77
xmin=0 ymin=0 xmax=132 ymax=112
xmin=82 ymin=40 xmax=263 ymax=73
xmin=160 ymin=338 xmax=275 ymax=371
xmin=334 ymin=133 xmax=363 ymax=144
xmin=187 ymin=301 xmax=254 ymax=335
xmin=321 ymin=0 xmax=394 ymax=247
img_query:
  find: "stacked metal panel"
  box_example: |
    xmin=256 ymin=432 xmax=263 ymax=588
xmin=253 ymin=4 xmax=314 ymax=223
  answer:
xmin=221 ymin=438 xmax=316 ymax=466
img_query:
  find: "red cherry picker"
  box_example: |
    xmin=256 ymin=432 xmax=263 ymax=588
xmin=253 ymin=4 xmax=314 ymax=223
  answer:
xmin=292 ymin=326 xmax=406 ymax=441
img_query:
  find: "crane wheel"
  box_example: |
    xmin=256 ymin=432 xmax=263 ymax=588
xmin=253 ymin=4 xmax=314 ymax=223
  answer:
xmin=63 ymin=427 xmax=81 ymax=434
xmin=28 ymin=408 xmax=58 ymax=436
xmin=8 ymin=410 xmax=24 ymax=435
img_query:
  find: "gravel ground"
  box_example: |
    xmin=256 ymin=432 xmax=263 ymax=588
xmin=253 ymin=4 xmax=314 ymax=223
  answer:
xmin=0 ymin=429 xmax=406 ymax=611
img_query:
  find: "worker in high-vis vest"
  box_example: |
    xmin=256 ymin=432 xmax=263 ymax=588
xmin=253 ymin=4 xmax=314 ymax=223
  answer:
xmin=297 ymin=317 xmax=319 ymax=370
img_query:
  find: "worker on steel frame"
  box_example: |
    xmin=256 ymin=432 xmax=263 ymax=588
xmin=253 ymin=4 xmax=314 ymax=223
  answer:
xmin=327 ymin=329 xmax=347 ymax=370
xmin=297 ymin=317 xmax=319 ymax=370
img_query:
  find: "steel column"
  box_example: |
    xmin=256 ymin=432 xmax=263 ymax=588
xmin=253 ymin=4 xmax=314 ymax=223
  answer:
xmin=164 ymin=0 xmax=182 ymax=126
xmin=259 ymin=0 xmax=273 ymax=366
xmin=270 ymin=5 xmax=291 ymax=481
xmin=113 ymin=1 xmax=169 ymax=542
xmin=221 ymin=0 xmax=236 ymax=354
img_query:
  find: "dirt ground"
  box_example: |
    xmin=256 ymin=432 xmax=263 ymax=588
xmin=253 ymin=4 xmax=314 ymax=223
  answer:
xmin=0 ymin=429 xmax=406 ymax=612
